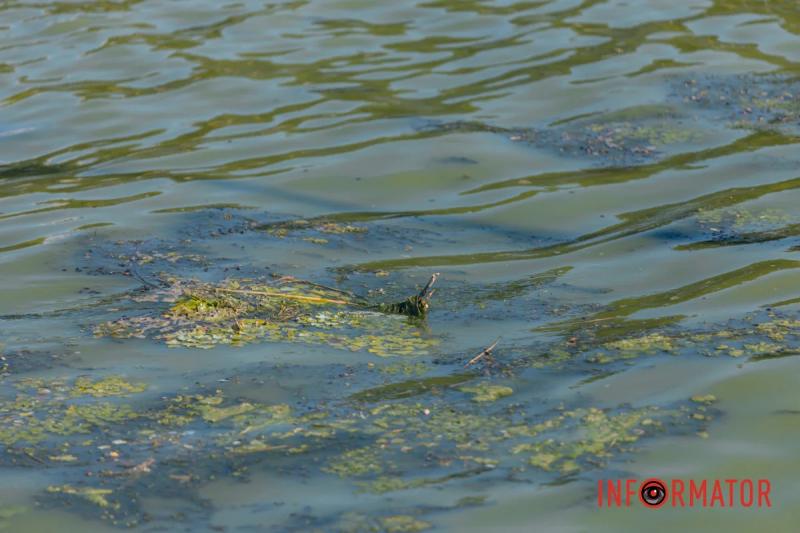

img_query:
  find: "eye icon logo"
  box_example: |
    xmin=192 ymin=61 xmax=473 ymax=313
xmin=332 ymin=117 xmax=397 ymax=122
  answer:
xmin=639 ymin=479 xmax=667 ymax=508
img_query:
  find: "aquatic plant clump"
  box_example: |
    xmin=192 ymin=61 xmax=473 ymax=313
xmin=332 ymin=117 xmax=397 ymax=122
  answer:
xmin=94 ymin=277 xmax=440 ymax=355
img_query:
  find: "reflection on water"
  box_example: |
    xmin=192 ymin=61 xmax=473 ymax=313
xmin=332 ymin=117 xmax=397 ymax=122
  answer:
xmin=1 ymin=0 xmax=800 ymax=531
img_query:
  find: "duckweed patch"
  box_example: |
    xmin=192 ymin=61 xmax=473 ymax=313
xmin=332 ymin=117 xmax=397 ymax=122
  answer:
xmin=94 ymin=277 xmax=439 ymax=355
xmin=458 ymin=382 xmax=513 ymax=403
xmin=321 ymin=399 xmax=710 ymax=494
xmin=71 ymin=376 xmax=147 ymax=397
xmin=0 ymin=360 xmax=719 ymax=526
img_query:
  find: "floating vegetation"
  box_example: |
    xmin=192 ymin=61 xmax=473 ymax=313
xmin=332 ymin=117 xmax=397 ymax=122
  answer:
xmin=333 ymin=399 xmax=710 ymax=493
xmin=458 ymin=382 xmax=513 ymax=403
xmin=421 ymin=104 xmax=703 ymax=167
xmin=527 ymin=310 xmax=800 ymax=370
xmin=333 ymin=512 xmax=432 ymax=533
xmin=511 ymin=407 xmax=661 ymax=473
xmin=95 ymin=275 xmax=440 ymax=355
xmin=71 ymin=376 xmax=147 ymax=397
xmin=676 ymin=74 xmax=800 ymax=130
xmin=603 ymin=333 xmax=676 ymax=356
xmin=263 ymin=218 xmax=368 ymax=240
xmin=0 ymin=364 xmax=714 ymax=527
xmin=46 ymin=485 xmax=117 ymax=510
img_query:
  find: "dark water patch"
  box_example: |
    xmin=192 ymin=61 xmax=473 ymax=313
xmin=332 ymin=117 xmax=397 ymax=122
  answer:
xmin=349 ymin=373 xmax=476 ymax=403
xmin=542 ymin=260 xmax=800 ymax=338
xmin=355 ymin=173 xmax=800 ymax=271
xmin=462 ymin=128 xmax=793 ymax=196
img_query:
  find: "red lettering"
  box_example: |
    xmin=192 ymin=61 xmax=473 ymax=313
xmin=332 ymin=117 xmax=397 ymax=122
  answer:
xmin=690 ymin=480 xmax=707 ymax=506
xmin=740 ymin=479 xmax=754 ymax=507
xmin=598 ymin=480 xmax=603 ymax=508
xmin=607 ymin=479 xmax=622 ymax=507
xmin=671 ymin=479 xmax=685 ymax=507
xmin=725 ymin=479 xmax=736 ymax=507
xmin=710 ymin=480 xmax=725 ymax=507
xmin=758 ymin=479 xmax=772 ymax=508
xmin=625 ymin=479 xmax=636 ymax=507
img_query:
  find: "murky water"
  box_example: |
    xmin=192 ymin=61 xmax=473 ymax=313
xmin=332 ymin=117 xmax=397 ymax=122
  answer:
xmin=1 ymin=1 xmax=799 ymax=531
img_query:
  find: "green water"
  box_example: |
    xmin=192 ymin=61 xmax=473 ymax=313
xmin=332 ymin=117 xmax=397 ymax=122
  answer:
xmin=1 ymin=0 xmax=800 ymax=531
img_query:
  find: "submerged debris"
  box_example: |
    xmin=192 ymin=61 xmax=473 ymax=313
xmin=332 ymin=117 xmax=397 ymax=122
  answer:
xmin=465 ymin=338 xmax=500 ymax=367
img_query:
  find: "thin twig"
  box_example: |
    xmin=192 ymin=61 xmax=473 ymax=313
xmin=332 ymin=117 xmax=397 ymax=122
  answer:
xmin=279 ymin=277 xmax=367 ymax=303
xmin=214 ymin=287 xmax=352 ymax=306
xmin=129 ymin=261 xmax=164 ymax=290
xmin=465 ymin=338 xmax=500 ymax=367
xmin=23 ymin=450 xmax=45 ymax=464
xmin=418 ymin=273 xmax=439 ymax=300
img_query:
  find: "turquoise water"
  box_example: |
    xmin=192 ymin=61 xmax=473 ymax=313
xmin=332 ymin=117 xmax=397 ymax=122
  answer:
xmin=1 ymin=1 xmax=800 ymax=531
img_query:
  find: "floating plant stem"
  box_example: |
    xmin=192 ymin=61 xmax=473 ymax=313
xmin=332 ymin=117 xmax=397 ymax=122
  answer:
xmin=213 ymin=287 xmax=352 ymax=306
xmin=216 ymin=273 xmax=440 ymax=318
xmin=465 ymin=338 xmax=500 ymax=367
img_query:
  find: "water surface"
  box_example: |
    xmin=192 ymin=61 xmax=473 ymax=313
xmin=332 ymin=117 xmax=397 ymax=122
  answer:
xmin=1 ymin=1 xmax=800 ymax=531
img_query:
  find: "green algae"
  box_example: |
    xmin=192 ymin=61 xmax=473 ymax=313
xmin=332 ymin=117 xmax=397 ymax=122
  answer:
xmin=334 ymin=512 xmax=431 ymax=533
xmin=0 ymin=395 xmax=140 ymax=446
xmin=0 ymin=369 xmax=717 ymax=525
xmin=512 ymin=407 xmax=661 ymax=473
xmin=381 ymin=515 xmax=432 ymax=532
xmin=458 ymin=382 xmax=513 ymax=403
xmin=379 ymin=361 xmax=429 ymax=376
xmin=603 ymin=333 xmax=676 ymax=356
xmin=95 ymin=277 xmax=440 ymax=355
xmin=46 ymin=485 xmax=117 ymax=509
xmin=324 ymin=447 xmax=386 ymax=477
xmin=317 ymin=397 xmax=710 ymax=495
xmin=71 ymin=376 xmax=147 ymax=397
xmin=691 ymin=394 xmax=717 ymax=405
xmin=264 ymin=218 xmax=368 ymax=239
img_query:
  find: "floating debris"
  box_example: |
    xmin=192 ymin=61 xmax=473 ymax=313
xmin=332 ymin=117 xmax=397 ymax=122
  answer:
xmin=95 ymin=275 xmax=441 ymax=354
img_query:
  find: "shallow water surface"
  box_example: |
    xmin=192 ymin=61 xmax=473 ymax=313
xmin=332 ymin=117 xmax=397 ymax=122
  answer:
xmin=1 ymin=1 xmax=800 ymax=531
